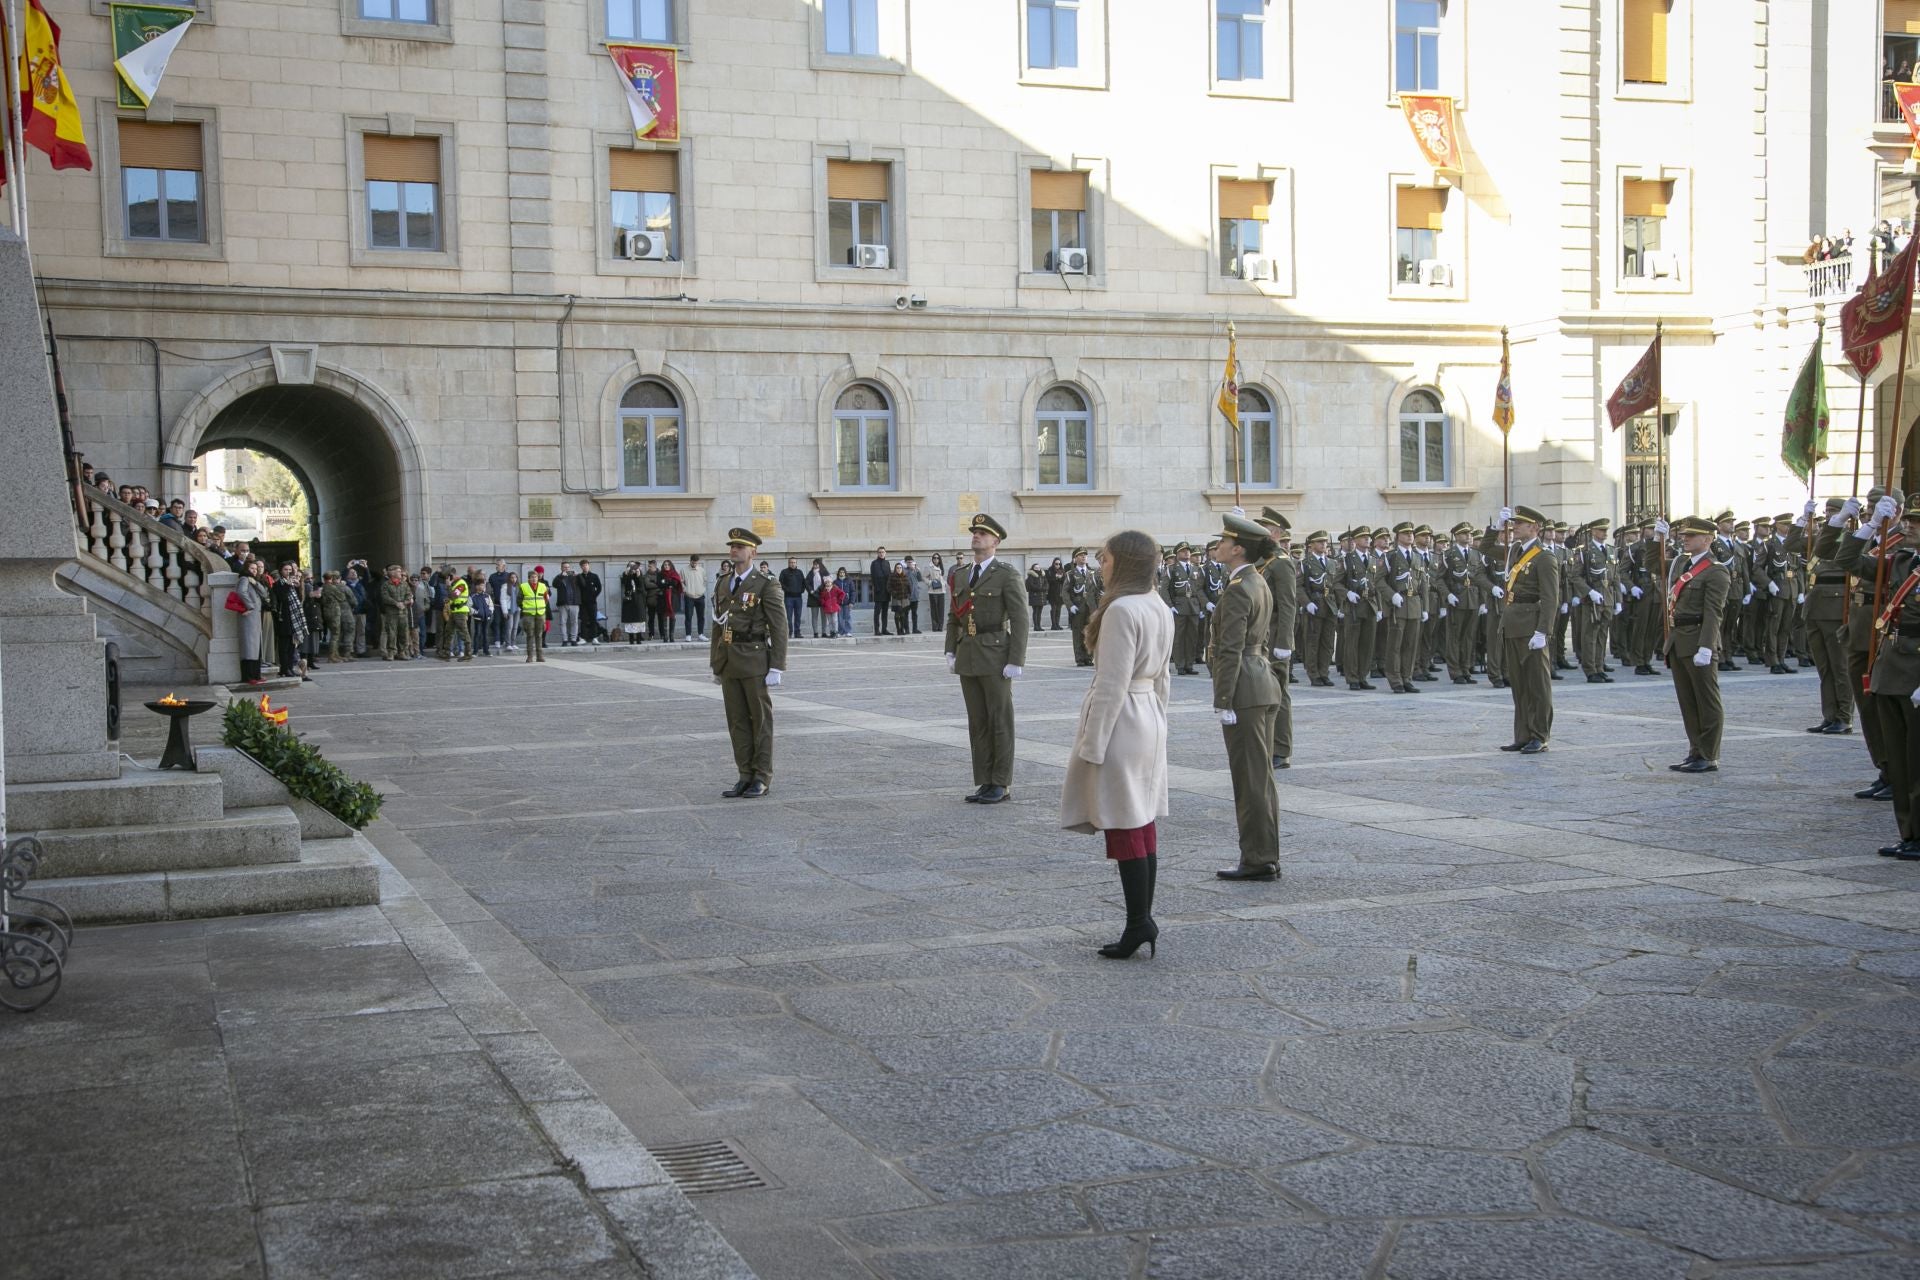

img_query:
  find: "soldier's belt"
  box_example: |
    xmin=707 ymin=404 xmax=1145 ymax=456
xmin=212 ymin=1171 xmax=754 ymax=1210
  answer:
xmin=1672 ymin=614 xmax=1704 ymax=626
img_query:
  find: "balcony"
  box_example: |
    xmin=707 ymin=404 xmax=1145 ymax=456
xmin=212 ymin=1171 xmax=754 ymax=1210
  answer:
xmin=1806 ymin=254 xmax=1858 ymax=299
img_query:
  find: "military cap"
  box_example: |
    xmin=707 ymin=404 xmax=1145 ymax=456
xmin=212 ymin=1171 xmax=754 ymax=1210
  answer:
xmin=1256 ymin=506 xmax=1291 ymax=532
xmin=1826 ymin=497 xmax=1847 ymax=512
xmin=1219 ymin=512 xmax=1274 ymax=556
xmin=1450 ymin=521 xmax=1475 ymax=536
xmin=725 ymin=526 xmax=762 ymax=547
xmin=969 ymin=512 xmax=1008 ymax=540
xmin=1712 ymin=509 xmax=1736 ymax=524
xmin=1173 ymin=540 xmax=1192 ymax=553
xmin=1587 ymin=516 xmax=1612 ymax=531
xmin=1510 ymin=504 xmax=1547 ymax=526
xmin=1906 ymin=495 xmax=1920 ymax=519
xmin=1774 ymin=512 xmax=1797 ymax=526
xmin=1072 ymin=546 xmax=1088 ymax=557
xmin=1669 ymin=515 xmax=1715 ymax=536
xmin=1733 ymin=520 xmax=1751 ymax=532
xmin=1372 ymin=526 xmax=1392 ymax=539
xmin=1551 ymin=520 xmax=1570 ymax=533
xmin=1413 ymin=523 xmax=1433 ymax=536
xmin=1306 ymin=529 xmax=1330 ymax=543
xmin=1393 ymin=520 xmax=1416 ymax=535
xmin=1751 ymin=515 xmax=1773 ymax=526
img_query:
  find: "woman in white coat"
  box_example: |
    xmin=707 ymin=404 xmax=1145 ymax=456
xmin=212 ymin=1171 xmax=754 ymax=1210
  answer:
xmin=1060 ymin=530 xmax=1173 ymax=959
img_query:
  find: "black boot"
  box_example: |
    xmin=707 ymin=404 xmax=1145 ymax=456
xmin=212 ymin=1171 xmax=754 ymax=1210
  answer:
xmin=1099 ymin=856 xmax=1158 ymax=959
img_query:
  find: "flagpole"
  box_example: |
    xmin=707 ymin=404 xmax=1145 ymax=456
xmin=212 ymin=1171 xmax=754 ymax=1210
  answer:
xmin=1853 ymin=239 xmax=1881 ymax=500
xmin=1500 ymin=325 xmax=1511 ymax=509
xmin=1653 ymin=319 xmax=1668 ymax=646
xmin=1227 ymin=321 xmax=1241 ymax=511
xmin=1 ymin=0 xmax=28 ymax=244
xmin=1868 ymin=255 xmax=1916 ymax=683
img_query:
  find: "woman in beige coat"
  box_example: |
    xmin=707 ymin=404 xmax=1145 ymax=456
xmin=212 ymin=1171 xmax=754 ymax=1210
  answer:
xmin=1060 ymin=530 xmax=1173 ymax=959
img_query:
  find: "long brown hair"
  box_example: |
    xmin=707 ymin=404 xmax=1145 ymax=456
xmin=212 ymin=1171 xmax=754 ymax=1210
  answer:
xmin=1083 ymin=529 xmax=1159 ymax=655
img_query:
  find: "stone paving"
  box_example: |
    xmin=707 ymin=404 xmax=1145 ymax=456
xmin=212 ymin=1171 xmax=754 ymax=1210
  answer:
xmin=215 ymin=632 xmax=1920 ymax=1277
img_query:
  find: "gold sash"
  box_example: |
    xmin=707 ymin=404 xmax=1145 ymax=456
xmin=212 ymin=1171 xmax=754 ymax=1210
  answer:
xmin=1505 ymin=545 xmax=1543 ymax=585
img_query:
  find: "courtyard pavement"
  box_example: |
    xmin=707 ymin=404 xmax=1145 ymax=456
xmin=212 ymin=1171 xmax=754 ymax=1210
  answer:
xmin=23 ymin=627 xmax=1920 ymax=1279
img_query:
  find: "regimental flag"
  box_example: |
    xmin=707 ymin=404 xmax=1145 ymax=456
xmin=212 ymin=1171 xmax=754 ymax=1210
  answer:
xmin=1606 ymin=333 xmax=1661 ymax=430
xmin=1841 ymin=232 xmax=1920 ymax=356
xmin=1895 ymin=82 xmax=1920 ymax=159
xmin=113 ymin=13 xmax=192 ymax=108
xmin=1781 ymin=332 xmax=1831 ymax=483
xmin=1400 ymin=94 xmax=1462 ymax=173
xmin=1492 ymin=330 xmax=1515 ymax=435
xmin=608 ymin=44 xmax=679 ymax=142
xmin=109 ymin=4 xmax=195 ymax=110
xmin=1847 ymin=338 xmax=1884 ymax=382
xmin=1217 ymin=329 xmax=1239 ymax=432
xmin=18 ymin=0 xmax=90 ymax=171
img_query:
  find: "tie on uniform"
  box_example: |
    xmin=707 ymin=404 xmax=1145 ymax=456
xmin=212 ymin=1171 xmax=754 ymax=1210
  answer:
xmin=970 ymin=566 xmax=980 ymax=587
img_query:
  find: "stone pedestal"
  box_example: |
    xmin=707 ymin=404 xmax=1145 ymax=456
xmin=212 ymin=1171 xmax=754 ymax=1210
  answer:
xmin=0 ymin=230 xmax=117 ymax=784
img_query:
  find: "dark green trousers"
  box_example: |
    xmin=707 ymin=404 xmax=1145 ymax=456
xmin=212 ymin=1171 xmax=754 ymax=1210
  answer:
xmin=1224 ymin=706 xmax=1279 ymax=869
xmin=959 ymin=673 xmax=1016 ymax=786
xmin=1505 ymin=636 xmax=1553 ymax=744
xmin=1670 ymin=653 xmax=1723 ymax=760
xmin=722 ymin=676 xmax=775 ymax=783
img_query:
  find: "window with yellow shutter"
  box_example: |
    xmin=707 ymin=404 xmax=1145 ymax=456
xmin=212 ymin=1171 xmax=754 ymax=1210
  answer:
xmin=1219 ymin=178 xmax=1273 ymax=278
xmin=1623 ymin=0 xmax=1669 ymax=84
xmin=827 ymin=160 xmax=892 ymax=267
xmin=119 ymin=120 xmax=205 ymax=243
xmin=1622 ymin=178 xmax=1672 ymax=278
xmin=363 ymin=135 xmax=442 ymax=251
xmin=1394 ymin=186 xmax=1447 ymax=285
xmin=609 ymin=149 xmax=679 ymax=260
xmin=1030 ymin=171 xmax=1089 ymax=272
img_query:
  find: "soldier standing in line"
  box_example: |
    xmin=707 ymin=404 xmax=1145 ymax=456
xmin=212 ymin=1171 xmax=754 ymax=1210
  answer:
xmin=1299 ymin=529 xmax=1337 ymax=687
xmin=1254 ymin=508 xmax=1298 ymax=768
xmin=1572 ymin=517 xmax=1616 ymax=682
xmin=1802 ymin=497 xmax=1860 ymax=735
xmin=379 ymin=565 xmax=412 ymax=660
xmin=1659 ymin=515 xmax=1733 ymax=773
xmin=1413 ymin=525 xmax=1442 ymax=678
xmin=1339 ymin=527 xmax=1380 ymax=691
xmin=1381 ymin=522 xmax=1421 ymax=694
xmin=1210 ymin=513 xmax=1283 ymax=882
xmin=1710 ymin=511 xmax=1748 ymax=669
xmin=1474 ymin=523 xmax=1508 ymax=687
xmin=1441 ymin=522 xmax=1480 ymax=684
xmin=1842 ymin=489 xmax=1904 ymax=802
xmin=1163 ymin=542 xmax=1207 ymax=676
xmin=1547 ymin=522 xmax=1574 ymax=680
xmin=948 ymin=513 xmax=1029 ymax=804
xmin=1481 ymin=505 xmax=1559 ymax=753
xmin=1624 ymin=522 xmax=1659 ymax=674
xmin=1756 ymin=513 xmax=1797 ymax=673
xmin=711 ymin=527 xmax=788 ymax=799
xmin=1066 ymin=546 xmax=1102 ymax=667
xmin=1834 ymin=494 xmax=1920 ymax=856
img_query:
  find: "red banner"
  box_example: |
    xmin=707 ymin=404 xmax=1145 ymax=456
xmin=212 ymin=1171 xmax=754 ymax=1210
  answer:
xmin=1400 ymin=94 xmax=1461 ymax=173
xmin=1895 ymin=82 xmax=1920 ymax=158
xmin=1606 ymin=335 xmax=1661 ymax=430
xmin=608 ymin=44 xmax=680 ymax=142
xmin=1841 ymin=233 xmax=1920 ymax=356
xmin=1848 ymin=338 xmax=1884 ymax=382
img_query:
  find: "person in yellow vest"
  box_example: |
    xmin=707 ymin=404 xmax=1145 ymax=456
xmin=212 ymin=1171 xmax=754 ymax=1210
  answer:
xmin=445 ymin=572 xmax=473 ymax=661
xmin=519 ymin=566 xmax=550 ymax=663
xmin=712 ymin=527 xmax=789 ymax=798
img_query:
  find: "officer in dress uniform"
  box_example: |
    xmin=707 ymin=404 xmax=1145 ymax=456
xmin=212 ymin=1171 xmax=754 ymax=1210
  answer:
xmin=1572 ymin=517 xmax=1615 ymax=682
xmin=1710 ymin=510 xmax=1748 ymax=669
xmin=1381 ymin=522 xmax=1421 ymax=693
xmin=1802 ymin=497 xmax=1859 ymax=735
xmin=1066 ymin=547 xmax=1102 ymax=666
xmin=1659 ymin=516 xmax=1732 ymax=772
xmin=711 ymin=527 xmax=788 ymax=799
xmin=1339 ymin=527 xmax=1380 ymax=690
xmin=1200 ymin=539 xmax=1227 ymax=662
xmin=1254 ymin=508 xmax=1298 ymax=768
xmin=1441 ymin=522 xmax=1481 ymax=684
xmin=947 ymin=513 xmax=1029 ymax=804
xmin=1163 ymin=542 xmax=1206 ymax=675
xmin=1210 ymin=513 xmax=1283 ymax=881
xmin=1299 ymin=530 xmax=1337 ymax=686
xmin=1481 ymin=505 xmax=1559 ymax=753
xmin=1835 ymin=494 xmax=1920 ymax=856
xmin=1474 ymin=523 xmax=1510 ymax=687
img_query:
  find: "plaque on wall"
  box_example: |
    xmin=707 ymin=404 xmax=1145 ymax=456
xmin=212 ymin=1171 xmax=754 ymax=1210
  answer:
xmin=528 ymin=522 xmax=555 ymax=542
xmin=751 ymin=494 xmax=776 ymax=515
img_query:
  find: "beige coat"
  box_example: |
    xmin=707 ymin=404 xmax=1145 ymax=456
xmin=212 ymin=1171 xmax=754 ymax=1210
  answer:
xmin=1060 ymin=592 xmax=1172 ymax=833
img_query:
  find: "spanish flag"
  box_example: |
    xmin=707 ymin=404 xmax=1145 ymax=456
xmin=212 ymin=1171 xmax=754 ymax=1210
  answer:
xmin=1217 ymin=328 xmax=1239 ymax=432
xmin=19 ymin=0 xmax=91 ymax=171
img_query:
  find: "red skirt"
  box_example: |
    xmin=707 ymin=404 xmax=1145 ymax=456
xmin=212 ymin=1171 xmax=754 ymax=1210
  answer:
xmin=1103 ymin=821 xmax=1158 ymax=861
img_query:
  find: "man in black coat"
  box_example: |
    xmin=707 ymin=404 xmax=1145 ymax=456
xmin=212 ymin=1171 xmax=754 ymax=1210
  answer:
xmin=577 ymin=559 xmax=604 ymax=645
xmin=869 ymin=547 xmax=892 ymax=635
xmin=779 ymin=557 xmax=808 ymax=638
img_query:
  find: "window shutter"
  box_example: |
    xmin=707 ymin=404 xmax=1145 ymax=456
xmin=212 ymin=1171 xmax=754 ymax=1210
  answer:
xmin=827 ymin=159 xmax=889 ymax=201
xmin=610 ymin=148 xmax=678 ymax=193
xmin=1623 ymin=178 xmax=1672 ymax=218
xmin=1218 ymin=178 xmax=1272 ymax=222
xmin=1395 ymin=186 xmax=1446 ymax=231
xmin=1623 ymin=0 xmax=1668 ymax=84
xmin=1889 ymin=0 xmax=1920 ymax=35
xmin=363 ymin=134 xmax=441 ymax=183
xmin=118 ymin=120 xmax=203 ymax=171
xmin=1030 ymin=170 xmax=1088 ymax=212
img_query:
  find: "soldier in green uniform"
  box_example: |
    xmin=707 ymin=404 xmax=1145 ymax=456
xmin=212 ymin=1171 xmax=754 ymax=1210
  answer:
xmin=1474 ymin=522 xmax=1509 ymax=687
xmin=1339 ymin=527 xmax=1379 ymax=690
xmin=1803 ymin=497 xmax=1860 ymax=734
xmin=1572 ymin=517 xmax=1616 ymax=682
xmin=379 ymin=565 xmax=412 ymax=661
xmin=711 ymin=527 xmax=789 ymax=799
xmin=1834 ymin=494 xmax=1920 ymax=852
xmin=947 ymin=513 xmax=1030 ymax=804
xmin=1659 ymin=516 xmax=1732 ymax=772
xmin=1441 ymin=522 xmax=1480 ymax=683
xmin=1845 ymin=490 xmax=1902 ymax=799
xmin=1482 ymin=505 xmax=1560 ymax=753
xmin=1413 ymin=524 xmax=1441 ymax=678
xmin=1382 ymin=521 xmax=1421 ymax=693
xmin=320 ymin=571 xmax=355 ymax=663
xmin=1066 ymin=547 xmax=1101 ymax=666
xmin=1162 ymin=542 xmax=1206 ymax=675
xmin=1299 ymin=529 xmax=1337 ymax=686
xmin=1210 ymin=513 xmax=1283 ymax=881
xmin=1254 ymin=508 xmax=1298 ymax=768
xmin=1710 ymin=511 xmax=1747 ymax=669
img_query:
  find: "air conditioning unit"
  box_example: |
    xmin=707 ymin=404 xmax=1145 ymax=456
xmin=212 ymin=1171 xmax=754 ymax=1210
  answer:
xmin=1645 ymin=250 xmax=1679 ymax=280
xmin=1417 ymin=259 xmax=1453 ymax=287
xmin=622 ymin=231 xmax=668 ymax=261
xmin=850 ymin=243 xmax=891 ymax=269
xmin=1050 ymin=247 xmax=1089 ymax=274
xmin=1238 ymin=254 xmax=1275 ymax=282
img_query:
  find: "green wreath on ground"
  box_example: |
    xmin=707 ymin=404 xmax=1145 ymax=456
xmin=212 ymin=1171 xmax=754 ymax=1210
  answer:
xmin=221 ymin=698 xmax=384 ymax=830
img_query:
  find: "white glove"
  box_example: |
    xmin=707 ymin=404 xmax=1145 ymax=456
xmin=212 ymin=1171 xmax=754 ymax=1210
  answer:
xmin=946 ymin=653 xmax=956 ymax=673
xmin=1796 ymin=593 xmax=1806 ymax=605
xmin=1630 ymin=585 xmax=1643 ymax=599
xmin=1692 ymin=647 xmax=1712 ymax=667
xmin=1477 ymin=604 xmax=1488 ymax=615
xmin=1742 ymin=590 xmax=1754 ymax=605
xmin=1491 ymin=586 xmax=1505 ymax=600
xmin=1206 ymin=602 xmax=1216 ymax=614
xmin=1559 ymin=602 xmax=1569 ymax=614
xmin=1068 ymin=606 xmax=1077 ymax=616
xmin=1447 ymin=593 xmax=1459 ymax=606
xmin=1273 ymin=648 xmax=1291 ymax=660
xmin=1219 ymin=709 xmax=1237 ymax=726
xmin=1830 ymin=497 xmax=1862 ymax=527
xmin=1306 ymin=602 xmax=1318 ymax=615
xmin=1768 ymin=581 xmax=1780 ymax=596
xmin=1528 ymin=631 xmax=1548 ymax=650
xmin=1588 ymin=589 xmax=1603 ymax=605
xmin=1874 ymin=495 xmax=1901 ymax=525
xmin=1003 ymin=664 xmax=1022 ymax=679
xmin=1614 ymin=602 xmax=1623 ymax=615
xmin=1802 ymin=498 xmax=1818 ymax=520
xmin=1652 ymin=518 xmax=1669 ymax=538
xmin=1911 ymin=686 xmax=1920 ymax=708
xmin=1498 ymin=506 xmax=1513 ymax=524
xmin=1392 ymin=592 xmax=1405 ymax=607
xmin=766 ymin=669 xmax=783 ymax=687
xmin=1346 ymin=591 xmax=1360 ymax=604
xmin=1421 ymin=611 xmax=1429 ymax=623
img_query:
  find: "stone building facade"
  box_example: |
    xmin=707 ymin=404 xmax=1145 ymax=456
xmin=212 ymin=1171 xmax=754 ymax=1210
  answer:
xmin=14 ymin=0 xmax=1910 ymax=570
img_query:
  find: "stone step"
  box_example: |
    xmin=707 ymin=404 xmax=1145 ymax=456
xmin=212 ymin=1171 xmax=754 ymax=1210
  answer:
xmin=6 ymin=769 xmax=227 ymax=832
xmin=22 ymin=806 xmax=303 ymax=878
xmin=29 ymin=832 xmax=383 ymax=925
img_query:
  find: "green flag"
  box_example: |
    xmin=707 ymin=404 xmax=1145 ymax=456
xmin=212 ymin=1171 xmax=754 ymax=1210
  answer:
xmin=1781 ymin=333 xmax=1830 ymax=483
xmin=109 ymin=4 xmax=195 ymax=109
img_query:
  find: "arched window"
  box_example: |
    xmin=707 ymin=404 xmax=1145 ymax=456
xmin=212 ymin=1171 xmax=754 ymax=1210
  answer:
xmin=1036 ymin=384 xmax=1092 ymax=488
xmin=1398 ymin=388 xmax=1449 ymax=486
xmin=619 ymin=380 xmax=684 ymax=491
xmin=1226 ymin=386 xmax=1285 ymax=489
xmin=834 ymin=382 xmax=896 ymax=489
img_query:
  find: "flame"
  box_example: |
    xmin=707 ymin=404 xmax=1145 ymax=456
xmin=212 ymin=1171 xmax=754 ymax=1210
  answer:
xmin=257 ymin=693 xmax=289 ymax=726
xmin=157 ymin=692 xmax=186 ymax=706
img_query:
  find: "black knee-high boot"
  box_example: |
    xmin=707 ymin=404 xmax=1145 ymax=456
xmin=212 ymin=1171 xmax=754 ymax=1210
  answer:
xmin=1099 ymin=858 xmax=1158 ymax=959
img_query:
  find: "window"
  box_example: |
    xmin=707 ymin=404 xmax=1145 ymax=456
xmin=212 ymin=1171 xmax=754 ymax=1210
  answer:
xmin=1218 ymin=178 xmax=1272 ymax=278
xmin=1030 ymin=170 xmax=1088 ymax=271
xmin=361 ymin=0 xmax=431 ymax=19
xmin=1397 ymin=389 xmax=1449 ymax=485
xmin=1394 ymin=0 xmax=1441 ymax=93
xmin=1395 ymin=186 xmax=1446 ymax=284
xmin=119 ymin=121 xmax=204 ymax=242
xmin=607 ymin=0 xmax=672 ymax=42
xmin=610 ymin=149 xmax=678 ymax=259
xmin=1227 ymin=387 xmax=1283 ymax=489
xmin=1028 ymin=0 xmax=1078 ymax=69
xmin=363 ymin=135 xmax=440 ymax=251
xmin=1622 ymin=179 xmax=1670 ymax=277
xmin=1623 ymin=0 xmax=1668 ymax=84
xmin=825 ymin=0 xmax=879 ymax=55
xmin=1035 ymin=385 xmax=1092 ymax=488
xmin=1217 ymin=0 xmax=1265 ymax=81
xmin=827 ymin=159 xmax=891 ymax=265
xmin=619 ymin=380 xmax=684 ymax=490
xmin=1624 ymin=412 xmax=1675 ymax=522
xmin=834 ymin=383 xmax=895 ymax=489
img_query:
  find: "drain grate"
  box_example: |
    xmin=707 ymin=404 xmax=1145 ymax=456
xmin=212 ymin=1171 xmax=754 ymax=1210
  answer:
xmin=649 ymin=1139 xmax=768 ymax=1194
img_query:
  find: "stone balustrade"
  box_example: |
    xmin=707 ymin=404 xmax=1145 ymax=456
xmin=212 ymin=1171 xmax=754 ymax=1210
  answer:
xmin=73 ymin=487 xmax=226 ymax=629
